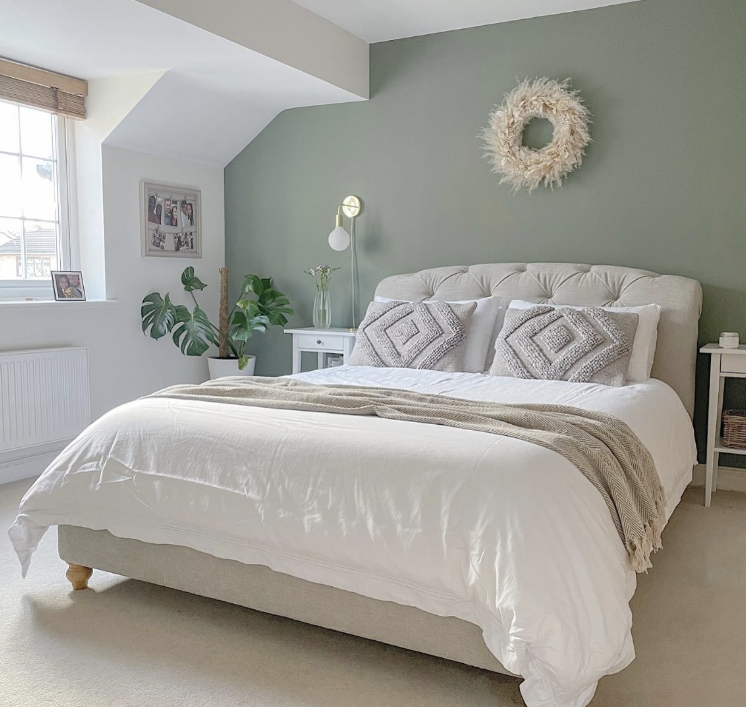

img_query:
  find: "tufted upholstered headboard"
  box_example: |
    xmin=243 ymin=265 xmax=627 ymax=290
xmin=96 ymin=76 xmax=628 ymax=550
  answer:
xmin=375 ymin=263 xmax=703 ymax=416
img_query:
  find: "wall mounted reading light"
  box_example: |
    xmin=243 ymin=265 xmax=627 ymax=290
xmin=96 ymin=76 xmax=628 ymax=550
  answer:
xmin=328 ymin=195 xmax=362 ymax=329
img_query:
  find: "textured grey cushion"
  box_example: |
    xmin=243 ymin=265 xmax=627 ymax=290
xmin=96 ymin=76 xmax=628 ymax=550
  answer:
xmin=349 ymin=300 xmax=477 ymax=371
xmin=490 ymin=305 xmax=639 ymax=386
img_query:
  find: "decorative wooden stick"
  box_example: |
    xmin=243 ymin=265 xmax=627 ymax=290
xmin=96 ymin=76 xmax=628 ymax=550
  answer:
xmin=66 ymin=563 xmax=93 ymax=590
xmin=219 ymin=267 xmax=229 ymax=359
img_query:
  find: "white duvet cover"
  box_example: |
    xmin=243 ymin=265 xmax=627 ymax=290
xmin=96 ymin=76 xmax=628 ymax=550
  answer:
xmin=9 ymin=367 xmax=696 ymax=707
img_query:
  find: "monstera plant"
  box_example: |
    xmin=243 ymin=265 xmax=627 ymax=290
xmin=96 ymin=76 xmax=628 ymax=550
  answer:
xmin=141 ymin=267 xmax=293 ymax=377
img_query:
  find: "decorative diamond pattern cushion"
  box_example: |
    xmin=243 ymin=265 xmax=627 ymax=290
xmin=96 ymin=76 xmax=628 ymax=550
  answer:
xmin=506 ymin=299 xmax=661 ymax=381
xmin=349 ymin=300 xmax=477 ymax=371
xmin=375 ymin=295 xmax=502 ymax=373
xmin=490 ymin=305 xmax=639 ymax=386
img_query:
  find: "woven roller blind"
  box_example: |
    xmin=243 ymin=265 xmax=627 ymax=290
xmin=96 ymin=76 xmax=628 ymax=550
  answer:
xmin=0 ymin=58 xmax=87 ymax=120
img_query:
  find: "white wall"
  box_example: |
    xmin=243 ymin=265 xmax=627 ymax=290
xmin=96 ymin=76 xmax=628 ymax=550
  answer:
xmin=100 ymin=144 xmax=224 ymax=405
xmin=0 ymin=145 xmax=223 ymax=482
xmin=75 ymin=73 xmax=166 ymax=300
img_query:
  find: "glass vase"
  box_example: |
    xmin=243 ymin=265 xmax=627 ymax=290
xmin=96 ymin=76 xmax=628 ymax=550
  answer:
xmin=313 ymin=289 xmax=332 ymax=329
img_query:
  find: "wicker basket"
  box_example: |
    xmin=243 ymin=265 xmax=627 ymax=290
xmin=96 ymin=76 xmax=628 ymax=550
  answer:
xmin=722 ymin=410 xmax=746 ymax=449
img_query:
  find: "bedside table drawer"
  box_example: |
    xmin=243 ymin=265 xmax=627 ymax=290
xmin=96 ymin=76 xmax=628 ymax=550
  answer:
xmin=296 ymin=334 xmax=344 ymax=352
xmin=721 ymin=355 xmax=746 ymax=374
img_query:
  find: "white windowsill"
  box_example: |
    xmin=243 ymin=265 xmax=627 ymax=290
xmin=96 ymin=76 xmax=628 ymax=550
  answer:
xmin=0 ymin=299 xmax=119 ymax=310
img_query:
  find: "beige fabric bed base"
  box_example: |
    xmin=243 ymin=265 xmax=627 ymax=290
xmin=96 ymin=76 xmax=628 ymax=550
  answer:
xmin=58 ymin=525 xmax=515 ymax=677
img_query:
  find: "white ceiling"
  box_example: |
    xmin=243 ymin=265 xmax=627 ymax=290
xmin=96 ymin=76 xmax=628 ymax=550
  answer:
xmin=0 ymin=0 xmax=365 ymax=166
xmin=291 ymin=0 xmax=640 ymax=42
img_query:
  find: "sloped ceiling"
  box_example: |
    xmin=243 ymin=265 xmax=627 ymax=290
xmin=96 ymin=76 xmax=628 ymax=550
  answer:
xmin=0 ymin=0 xmax=368 ymax=166
xmin=292 ymin=0 xmax=641 ymax=42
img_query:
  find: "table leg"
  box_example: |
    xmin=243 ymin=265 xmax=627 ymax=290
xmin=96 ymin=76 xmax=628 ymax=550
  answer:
xmin=292 ymin=344 xmax=300 ymax=374
xmin=713 ymin=377 xmax=724 ymax=494
xmin=705 ymin=355 xmax=722 ymax=507
xmin=343 ymin=337 xmax=355 ymax=365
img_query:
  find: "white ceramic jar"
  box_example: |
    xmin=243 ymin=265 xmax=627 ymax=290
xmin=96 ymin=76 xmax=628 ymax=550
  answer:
xmin=719 ymin=332 xmax=740 ymax=349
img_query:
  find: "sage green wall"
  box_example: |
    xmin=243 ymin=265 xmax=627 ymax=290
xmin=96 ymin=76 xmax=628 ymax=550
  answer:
xmin=225 ymin=0 xmax=746 ymax=457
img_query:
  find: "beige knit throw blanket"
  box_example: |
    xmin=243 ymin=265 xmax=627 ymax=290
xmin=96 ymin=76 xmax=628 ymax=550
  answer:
xmin=149 ymin=376 xmax=666 ymax=573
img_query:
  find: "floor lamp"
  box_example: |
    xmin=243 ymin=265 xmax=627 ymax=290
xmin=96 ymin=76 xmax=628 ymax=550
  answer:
xmin=328 ymin=195 xmax=362 ymax=330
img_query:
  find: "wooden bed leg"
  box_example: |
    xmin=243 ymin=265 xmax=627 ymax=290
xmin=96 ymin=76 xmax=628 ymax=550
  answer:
xmin=66 ymin=563 xmax=93 ymax=590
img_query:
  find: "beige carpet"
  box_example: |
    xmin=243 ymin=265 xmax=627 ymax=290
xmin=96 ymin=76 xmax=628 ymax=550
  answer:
xmin=1 ymin=477 xmax=744 ymax=707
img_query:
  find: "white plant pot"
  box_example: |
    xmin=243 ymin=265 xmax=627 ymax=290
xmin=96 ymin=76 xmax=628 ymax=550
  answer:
xmin=207 ymin=356 xmax=256 ymax=380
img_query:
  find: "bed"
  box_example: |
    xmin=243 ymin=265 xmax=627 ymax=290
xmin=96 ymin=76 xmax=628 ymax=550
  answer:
xmin=9 ymin=263 xmax=702 ymax=707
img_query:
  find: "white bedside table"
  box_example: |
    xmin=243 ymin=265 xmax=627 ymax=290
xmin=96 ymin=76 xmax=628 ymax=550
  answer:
xmin=285 ymin=327 xmax=357 ymax=374
xmin=700 ymin=343 xmax=746 ymax=507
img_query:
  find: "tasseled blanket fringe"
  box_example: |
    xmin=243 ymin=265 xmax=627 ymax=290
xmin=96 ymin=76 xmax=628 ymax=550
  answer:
xmin=627 ymin=496 xmax=667 ymax=573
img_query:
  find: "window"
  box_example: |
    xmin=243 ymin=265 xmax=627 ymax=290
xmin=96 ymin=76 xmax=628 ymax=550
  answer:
xmin=0 ymin=98 xmax=70 ymax=296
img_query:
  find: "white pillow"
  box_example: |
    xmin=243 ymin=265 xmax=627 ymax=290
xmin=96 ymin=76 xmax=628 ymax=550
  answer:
xmin=505 ymin=300 xmax=661 ymax=381
xmin=374 ymin=295 xmax=502 ymax=373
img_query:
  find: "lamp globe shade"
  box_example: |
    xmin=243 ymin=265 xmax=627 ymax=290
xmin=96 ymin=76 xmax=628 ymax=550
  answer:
xmin=328 ymin=226 xmax=350 ymax=251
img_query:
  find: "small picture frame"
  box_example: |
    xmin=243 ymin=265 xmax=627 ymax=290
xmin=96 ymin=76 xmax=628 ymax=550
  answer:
xmin=141 ymin=180 xmax=202 ymax=258
xmin=51 ymin=271 xmax=86 ymax=301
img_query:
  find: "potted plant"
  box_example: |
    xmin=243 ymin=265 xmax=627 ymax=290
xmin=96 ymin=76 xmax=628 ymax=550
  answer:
xmin=141 ymin=267 xmax=293 ymax=378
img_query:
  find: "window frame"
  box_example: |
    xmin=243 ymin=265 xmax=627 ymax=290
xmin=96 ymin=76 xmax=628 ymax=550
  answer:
xmin=0 ymin=101 xmax=72 ymax=300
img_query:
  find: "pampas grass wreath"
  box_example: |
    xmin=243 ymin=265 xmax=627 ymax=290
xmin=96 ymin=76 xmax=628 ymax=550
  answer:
xmin=482 ymin=78 xmax=591 ymax=193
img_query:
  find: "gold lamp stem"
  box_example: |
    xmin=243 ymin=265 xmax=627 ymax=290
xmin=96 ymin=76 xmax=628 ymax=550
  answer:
xmin=350 ymin=219 xmax=357 ymax=331
xmin=333 ymin=195 xmax=362 ymax=331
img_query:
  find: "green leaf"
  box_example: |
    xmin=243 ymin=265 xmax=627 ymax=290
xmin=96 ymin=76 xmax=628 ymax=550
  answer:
xmin=257 ymin=288 xmax=282 ymax=305
xmin=141 ymin=293 xmax=175 ymax=340
xmin=257 ymin=288 xmax=293 ymax=326
xmin=230 ymin=309 xmax=269 ymax=342
xmin=241 ymin=274 xmax=265 ymax=296
xmin=265 ymin=309 xmax=291 ymax=326
xmin=259 ymin=290 xmax=292 ymax=309
xmin=228 ymin=274 xmax=293 ymax=347
xmin=181 ymin=267 xmax=207 ymax=292
xmin=236 ymin=298 xmax=261 ymax=315
xmin=238 ymin=355 xmax=250 ymax=371
xmin=171 ymin=305 xmax=217 ymax=356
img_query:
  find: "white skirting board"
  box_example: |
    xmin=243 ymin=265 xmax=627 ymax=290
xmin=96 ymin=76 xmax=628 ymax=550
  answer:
xmin=0 ymin=440 xmax=71 ymax=485
xmin=691 ymin=463 xmax=746 ymax=495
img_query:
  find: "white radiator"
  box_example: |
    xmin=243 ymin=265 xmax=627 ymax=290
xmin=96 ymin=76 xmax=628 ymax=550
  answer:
xmin=0 ymin=347 xmax=91 ymax=456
